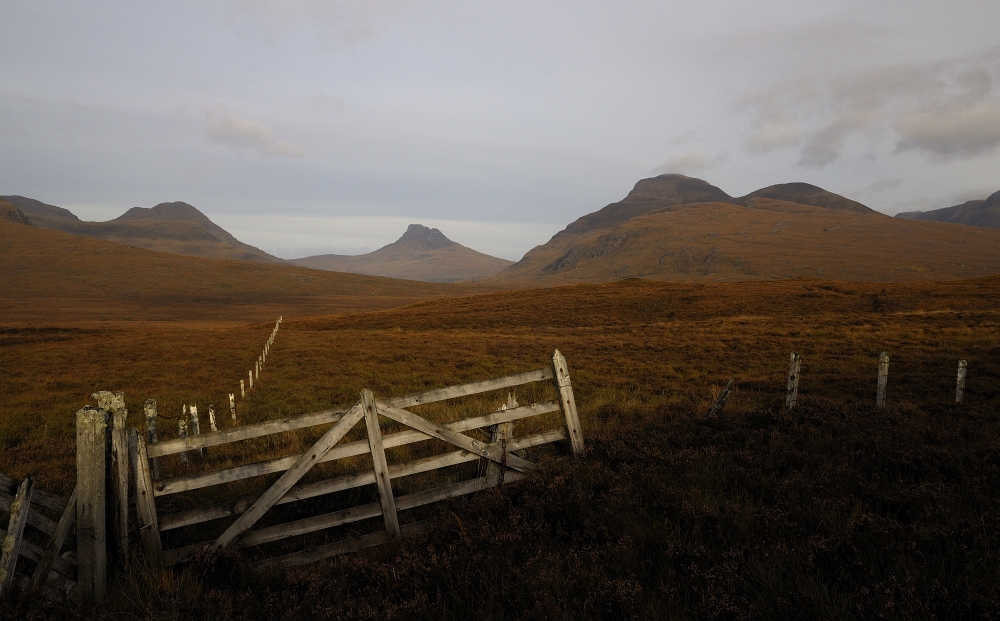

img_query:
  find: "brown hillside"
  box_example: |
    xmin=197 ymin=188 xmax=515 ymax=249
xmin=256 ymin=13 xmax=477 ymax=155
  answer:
xmin=493 ymin=200 xmax=1000 ymax=284
xmin=291 ymin=224 xmax=513 ymax=282
xmin=1 ymin=196 xmax=281 ymax=263
xmin=0 ymin=199 xmax=32 ymax=226
xmin=896 ymin=189 xmax=1000 ymax=230
xmin=555 ymin=174 xmax=873 ymax=239
xmin=0 ymin=217 xmax=487 ymax=323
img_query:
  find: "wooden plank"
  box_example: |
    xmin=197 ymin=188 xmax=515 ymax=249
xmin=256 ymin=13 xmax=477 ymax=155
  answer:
xmin=0 ymin=489 xmax=57 ymax=536
xmin=0 ymin=472 xmax=67 ymax=514
xmin=110 ymin=397 xmax=129 ymax=562
xmin=154 ymin=401 xmax=558 ymax=496
xmin=376 ymin=402 xmax=536 ymax=473
xmin=0 ymin=475 xmax=33 ymax=592
xmin=147 ymin=408 xmax=349 ymax=457
xmin=388 ymin=367 xmax=553 ymax=409
xmin=876 ymin=352 xmax=890 ymax=408
xmin=0 ymin=526 xmax=77 ymax=581
xmin=132 ymin=430 xmax=163 ymax=565
xmin=30 ymin=487 xmax=77 ymax=590
xmin=362 ymin=390 xmax=400 ymax=539
xmin=159 ymin=428 xmax=565 ymax=532
xmin=262 ymin=521 xmax=431 ymax=568
xmin=76 ymin=405 xmax=107 ymax=606
xmin=213 ymin=402 xmax=366 ymax=549
xmin=552 ymin=350 xmax=584 ymax=456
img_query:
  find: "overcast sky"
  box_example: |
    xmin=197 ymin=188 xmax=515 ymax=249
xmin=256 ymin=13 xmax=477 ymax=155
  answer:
xmin=2 ymin=1 xmax=999 ymax=260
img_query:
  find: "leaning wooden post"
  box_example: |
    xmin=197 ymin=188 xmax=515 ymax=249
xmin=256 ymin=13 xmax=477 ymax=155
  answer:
xmin=0 ymin=475 xmax=33 ymax=593
xmin=956 ymin=359 xmax=967 ymax=404
xmin=130 ymin=429 xmax=163 ymax=566
xmin=76 ymin=406 xmax=108 ymax=606
xmin=785 ymin=353 xmax=801 ymax=410
xmin=30 ymin=486 xmax=78 ymax=590
xmin=144 ymin=399 xmax=160 ymax=480
xmin=876 ymin=352 xmax=890 ymax=409
xmin=552 ymin=349 xmax=584 ymax=456
xmin=707 ymin=379 xmax=734 ymax=417
xmin=362 ymin=389 xmax=401 ymax=539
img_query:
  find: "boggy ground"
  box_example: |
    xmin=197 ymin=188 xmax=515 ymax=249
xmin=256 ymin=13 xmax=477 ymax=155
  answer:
xmin=2 ymin=276 xmax=1000 ymax=619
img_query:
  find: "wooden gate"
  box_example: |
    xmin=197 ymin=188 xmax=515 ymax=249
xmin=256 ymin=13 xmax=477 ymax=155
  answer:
xmin=134 ymin=350 xmax=583 ymax=568
xmin=0 ymin=472 xmax=78 ymax=603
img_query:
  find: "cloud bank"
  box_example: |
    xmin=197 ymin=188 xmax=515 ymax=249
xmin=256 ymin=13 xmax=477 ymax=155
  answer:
xmin=203 ymin=106 xmax=304 ymax=158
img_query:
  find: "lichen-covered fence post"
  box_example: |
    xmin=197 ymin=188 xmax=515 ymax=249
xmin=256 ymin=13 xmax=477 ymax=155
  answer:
xmin=178 ymin=419 xmax=188 ymax=464
xmin=229 ymin=393 xmax=236 ymax=420
xmin=956 ymin=359 xmax=967 ymax=404
xmin=144 ymin=399 xmax=160 ymax=479
xmin=240 ymin=380 xmax=245 ymax=399
xmin=785 ymin=353 xmax=801 ymax=410
xmin=876 ymin=352 xmax=890 ymax=408
xmin=76 ymin=406 xmax=108 ymax=606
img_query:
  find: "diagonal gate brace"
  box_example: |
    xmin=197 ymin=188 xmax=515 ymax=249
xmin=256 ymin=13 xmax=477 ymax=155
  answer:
xmin=214 ymin=402 xmax=366 ymax=549
xmin=376 ymin=402 xmax=537 ymax=473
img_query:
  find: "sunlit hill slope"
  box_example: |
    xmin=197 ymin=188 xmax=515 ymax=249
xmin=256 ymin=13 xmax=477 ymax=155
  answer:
xmin=493 ymin=175 xmax=1000 ymax=284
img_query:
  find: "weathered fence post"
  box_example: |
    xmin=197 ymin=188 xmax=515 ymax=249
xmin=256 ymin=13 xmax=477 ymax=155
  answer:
xmin=956 ymin=359 xmax=967 ymax=404
xmin=785 ymin=353 xmax=801 ymax=410
xmin=229 ymin=393 xmax=236 ymax=420
xmin=876 ymin=352 xmax=890 ymax=408
xmin=249 ymin=370 xmax=253 ymax=390
xmin=178 ymin=419 xmax=188 ymax=464
xmin=76 ymin=406 xmax=108 ymax=606
xmin=130 ymin=430 xmax=163 ymax=566
xmin=208 ymin=406 xmax=218 ymax=432
xmin=552 ymin=349 xmax=584 ymax=456
xmin=240 ymin=380 xmax=245 ymax=399
xmin=485 ymin=422 xmax=513 ymax=487
xmin=190 ymin=405 xmax=201 ymax=457
xmin=144 ymin=399 xmax=160 ymax=480
xmin=0 ymin=475 xmax=33 ymax=593
xmin=108 ymin=394 xmax=129 ymax=563
xmin=707 ymin=379 xmax=734 ymax=417
xmin=362 ymin=389 xmax=401 ymax=539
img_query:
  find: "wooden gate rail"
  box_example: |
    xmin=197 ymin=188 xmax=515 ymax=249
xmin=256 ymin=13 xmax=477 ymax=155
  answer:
xmin=135 ymin=350 xmax=582 ymax=568
xmin=152 ymin=401 xmax=560 ymax=497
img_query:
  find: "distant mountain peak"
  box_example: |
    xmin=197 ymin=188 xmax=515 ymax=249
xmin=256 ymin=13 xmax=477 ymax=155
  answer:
xmin=395 ymin=224 xmax=456 ymax=250
xmin=114 ymin=201 xmax=210 ymax=224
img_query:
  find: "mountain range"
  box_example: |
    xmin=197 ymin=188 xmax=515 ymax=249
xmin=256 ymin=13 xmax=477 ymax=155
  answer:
xmin=895 ymin=190 xmax=1000 ymax=229
xmin=1 ymin=196 xmax=281 ymax=263
xmin=489 ymin=174 xmax=1000 ymax=284
xmin=290 ymin=224 xmax=513 ymax=282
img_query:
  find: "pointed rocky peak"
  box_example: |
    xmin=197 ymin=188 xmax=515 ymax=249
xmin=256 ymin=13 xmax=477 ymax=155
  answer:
xmin=393 ymin=224 xmax=457 ymax=251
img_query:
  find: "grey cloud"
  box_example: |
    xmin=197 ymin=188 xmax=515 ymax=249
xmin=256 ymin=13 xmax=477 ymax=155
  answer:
xmin=203 ymin=106 xmax=304 ymax=158
xmin=895 ymin=99 xmax=1000 ymax=159
xmin=741 ymin=47 xmax=1000 ymax=167
xmin=225 ymin=0 xmax=404 ymax=48
xmin=858 ymin=178 xmax=904 ymax=194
